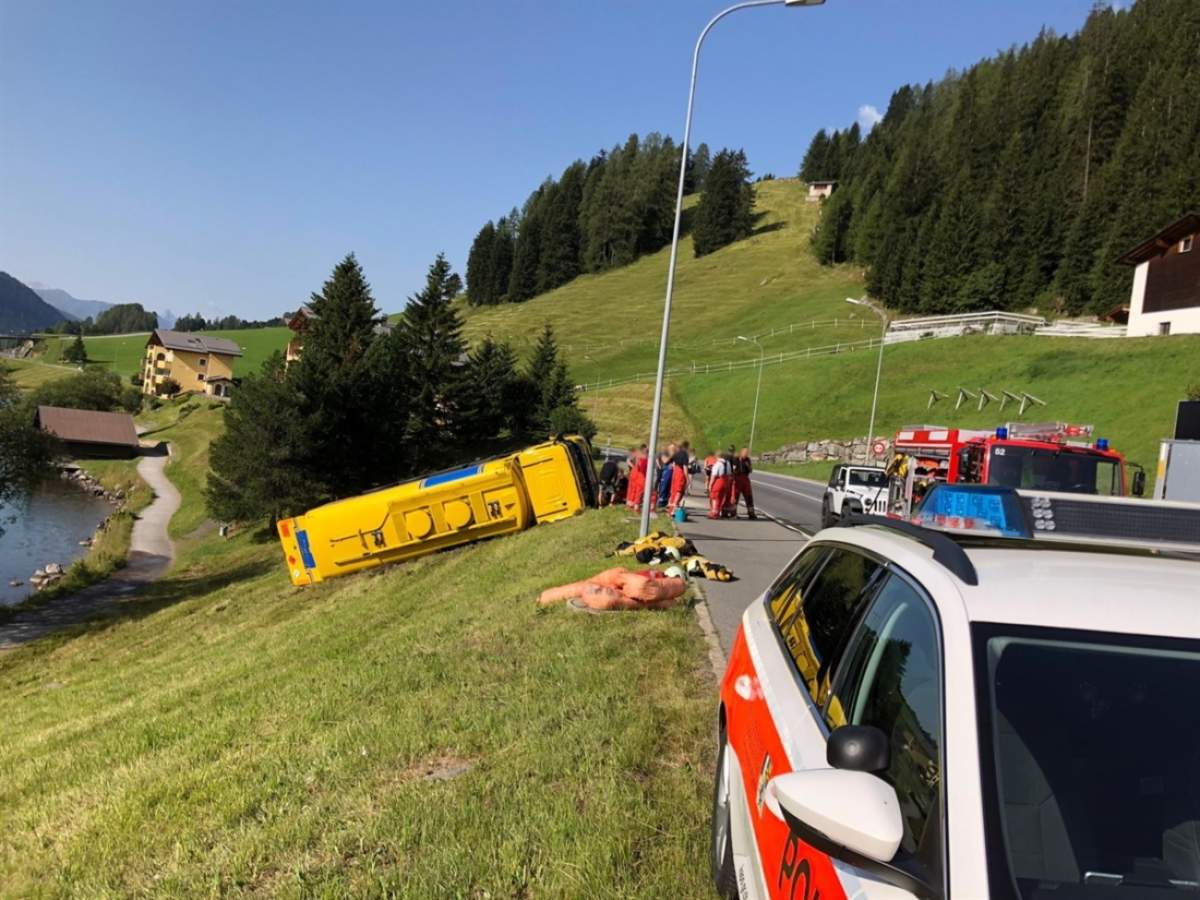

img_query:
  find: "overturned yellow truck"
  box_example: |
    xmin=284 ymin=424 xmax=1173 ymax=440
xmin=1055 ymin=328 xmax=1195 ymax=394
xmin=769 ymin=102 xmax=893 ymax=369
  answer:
xmin=276 ymin=436 xmax=599 ymax=586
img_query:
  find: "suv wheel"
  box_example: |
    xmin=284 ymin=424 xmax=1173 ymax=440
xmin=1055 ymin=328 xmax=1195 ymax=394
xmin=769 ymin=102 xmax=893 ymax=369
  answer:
xmin=711 ymin=734 xmax=740 ymax=899
xmin=821 ymin=497 xmax=835 ymax=529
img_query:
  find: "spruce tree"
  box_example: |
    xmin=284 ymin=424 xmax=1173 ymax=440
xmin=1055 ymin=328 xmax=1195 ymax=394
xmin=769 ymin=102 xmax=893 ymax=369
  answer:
xmin=206 ymin=353 xmax=320 ymax=522
xmin=62 ymin=333 xmax=88 ymax=365
xmin=536 ymin=160 xmax=585 ymax=291
xmin=466 ymin=221 xmax=497 ymax=306
xmin=693 ymin=149 xmax=755 ymax=257
xmin=687 ymin=142 xmax=712 ymax=194
xmin=395 ymin=253 xmax=468 ymax=469
xmin=488 ymin=217 xmax=515 ymax=304
xmin=289 ymin=253 xmax=386 ymax=496
xmin=462 ymin=335 xmax=521 ymax=441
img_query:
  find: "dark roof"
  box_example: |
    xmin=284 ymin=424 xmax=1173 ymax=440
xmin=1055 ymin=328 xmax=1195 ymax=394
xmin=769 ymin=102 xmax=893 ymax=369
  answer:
xmin=36 ymin=406 xmax=139 ymax=448
xmin=149 ymin=329 xmax=243 ymax=357
xmin=1118 ymin=212 xmax=1200 ymax=265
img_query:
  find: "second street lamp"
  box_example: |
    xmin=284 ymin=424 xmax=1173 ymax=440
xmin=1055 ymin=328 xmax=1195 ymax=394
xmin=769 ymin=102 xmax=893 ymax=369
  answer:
xmin=846 ymin=296 xmax=888 ymax=461
xmin=638 ymin=0 xmax=827 ymax=536
xmin=736 ymin=335 xmax=765 ymax=456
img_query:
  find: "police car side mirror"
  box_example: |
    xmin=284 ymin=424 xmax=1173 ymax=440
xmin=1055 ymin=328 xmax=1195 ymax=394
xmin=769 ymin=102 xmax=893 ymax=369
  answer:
xmin=766 ymin=768 xmax=903 ymax=864
xmin=827 ymin=724 xmax=889 ymax=772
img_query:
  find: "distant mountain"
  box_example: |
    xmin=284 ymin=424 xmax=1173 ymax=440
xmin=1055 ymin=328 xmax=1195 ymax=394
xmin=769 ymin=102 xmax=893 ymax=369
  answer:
xmin=31 ymin=286 xmax=111 ymax=322
xmin=0 ymin=272 xmax=72 ymax=332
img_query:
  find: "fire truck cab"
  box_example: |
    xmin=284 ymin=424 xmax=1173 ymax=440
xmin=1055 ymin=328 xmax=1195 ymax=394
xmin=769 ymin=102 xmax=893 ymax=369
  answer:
xmin=887 ymin=422 xmax=1144 ymax=516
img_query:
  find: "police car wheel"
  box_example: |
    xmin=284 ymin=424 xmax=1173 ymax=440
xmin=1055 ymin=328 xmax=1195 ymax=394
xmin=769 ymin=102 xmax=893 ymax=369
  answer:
xmin=710 ymin=734 xmax=740 ymax=899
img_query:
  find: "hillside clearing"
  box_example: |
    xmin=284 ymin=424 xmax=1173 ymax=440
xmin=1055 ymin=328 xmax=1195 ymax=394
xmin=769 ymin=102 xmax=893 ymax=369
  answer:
xmin=461 ymin=179 xmax=868 ymax=385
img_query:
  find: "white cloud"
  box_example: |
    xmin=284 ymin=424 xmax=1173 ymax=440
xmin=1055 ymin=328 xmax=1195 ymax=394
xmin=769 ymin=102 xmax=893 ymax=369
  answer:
xmin=857 ymin=104 xmax=883 ymax=132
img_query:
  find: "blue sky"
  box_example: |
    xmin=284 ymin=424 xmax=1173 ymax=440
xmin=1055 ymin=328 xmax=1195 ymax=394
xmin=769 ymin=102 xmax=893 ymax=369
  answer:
xmin=1 ymin=0 xmax=1110 ymax=319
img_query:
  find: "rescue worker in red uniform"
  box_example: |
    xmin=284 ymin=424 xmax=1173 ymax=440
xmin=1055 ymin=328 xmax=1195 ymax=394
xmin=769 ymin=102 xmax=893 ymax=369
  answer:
xmin=719 ymin=447 xmax=738 ymax=517
xmin=733 ymin=446 xmax=756 ymax=519
xmin=708 ymin=452 xmax=732 ymax=519
xmin=667 ymin=441 xmax=690 ymax=515
xmin=626 ymin=447 xmax=646 ymax=510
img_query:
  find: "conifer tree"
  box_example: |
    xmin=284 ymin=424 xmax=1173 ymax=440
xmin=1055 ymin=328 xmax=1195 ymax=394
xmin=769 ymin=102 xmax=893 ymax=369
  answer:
xmin=525 ymin=323 xmax=578 ymax=434
xmin=488 ymin=218 xmax=515 ymax=304
xmin=62 ymin=333 xmax=88 ymax=365
xmin=463 ymin=336 xmax=521 ymax=441
xmin=395 ymin=253 xmax=468 ymax=468
xmin=206 ymin=353 xmax=320 ymax=522
xmin=687 ymin=142 xmax=712 ymax=194
xmin=289 ymin=253 xmax=385 ymax=495
xmin=692 ymin=149 xmax=755 ymax=257
xmin=466 ymin=221 xmax=497 ymax=306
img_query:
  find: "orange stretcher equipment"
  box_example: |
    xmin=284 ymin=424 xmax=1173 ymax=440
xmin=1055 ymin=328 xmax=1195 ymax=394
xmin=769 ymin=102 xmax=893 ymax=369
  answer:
xmin=278 ymin=436 xmax=599 ymax=586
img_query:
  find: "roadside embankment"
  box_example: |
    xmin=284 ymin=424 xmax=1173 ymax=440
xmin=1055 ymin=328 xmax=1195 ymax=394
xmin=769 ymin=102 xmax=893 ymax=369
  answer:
xmin=0 ymin=502 xmax=716 ymax=897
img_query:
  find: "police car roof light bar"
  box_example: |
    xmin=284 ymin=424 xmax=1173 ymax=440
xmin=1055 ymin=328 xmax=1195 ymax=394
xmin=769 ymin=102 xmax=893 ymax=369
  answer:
xmin=840 ymin=512 xmax=979 ymax=586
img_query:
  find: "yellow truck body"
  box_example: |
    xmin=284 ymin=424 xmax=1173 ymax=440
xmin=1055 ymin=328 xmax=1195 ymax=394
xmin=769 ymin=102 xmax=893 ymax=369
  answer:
xmin=277 ymin=436 xmax=597 ymax=586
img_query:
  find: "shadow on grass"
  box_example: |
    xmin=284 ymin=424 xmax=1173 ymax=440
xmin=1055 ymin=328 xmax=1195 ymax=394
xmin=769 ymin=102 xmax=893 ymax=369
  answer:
xmin=752 ymin=211 xmax=786 ymax=237
xmin=0 ymin=558 xmax=275 ymax=650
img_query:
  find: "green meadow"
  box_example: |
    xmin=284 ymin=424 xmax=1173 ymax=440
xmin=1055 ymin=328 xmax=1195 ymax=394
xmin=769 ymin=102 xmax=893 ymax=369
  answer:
xmin=0 ymin=401 xmax=715 ymax=898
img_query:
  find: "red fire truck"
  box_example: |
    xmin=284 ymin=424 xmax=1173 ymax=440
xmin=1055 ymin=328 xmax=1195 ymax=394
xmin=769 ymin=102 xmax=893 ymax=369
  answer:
xmin=886 ymin=422 xmax=1146 ymax=516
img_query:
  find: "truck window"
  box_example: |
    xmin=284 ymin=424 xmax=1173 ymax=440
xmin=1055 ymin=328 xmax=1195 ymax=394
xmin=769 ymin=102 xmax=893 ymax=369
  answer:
xmin=988 ymin=447 xmax=1120 ymax=496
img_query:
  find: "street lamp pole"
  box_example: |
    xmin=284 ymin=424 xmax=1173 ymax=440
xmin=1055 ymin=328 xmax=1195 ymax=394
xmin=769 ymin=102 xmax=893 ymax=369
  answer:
xmin=846 ymin=296 xmax=887 ymax=460
xmin=639 ymin=0 xmax=826 ymax=536
xmin=737 ymin=335 xmax=765 ymax=455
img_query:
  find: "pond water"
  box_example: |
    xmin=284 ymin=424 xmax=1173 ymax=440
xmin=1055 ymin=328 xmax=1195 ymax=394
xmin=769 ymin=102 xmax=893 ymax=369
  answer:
xmin=0 ymin=477 xmax=114 ymax=606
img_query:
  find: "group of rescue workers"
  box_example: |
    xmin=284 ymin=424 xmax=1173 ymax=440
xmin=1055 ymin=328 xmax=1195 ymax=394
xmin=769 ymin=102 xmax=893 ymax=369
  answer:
xmin=596 ymin=442 xmax=756 ymax=520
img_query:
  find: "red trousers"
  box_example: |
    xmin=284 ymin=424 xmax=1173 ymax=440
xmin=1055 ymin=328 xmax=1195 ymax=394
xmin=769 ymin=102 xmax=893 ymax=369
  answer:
xmin=667 ymin=465 xmax=688 ymax=514
xmin=734 ymin=474 xmax=755 ymax=515
xmin=709 ymin=476 xmax=731 ymax=518
xmin=626 ymin=468 xmax=644 ymax=509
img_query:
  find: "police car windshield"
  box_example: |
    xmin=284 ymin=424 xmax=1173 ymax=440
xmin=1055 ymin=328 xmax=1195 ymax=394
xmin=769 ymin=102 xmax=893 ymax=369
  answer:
xmin=973 ymin=624 xmax=1200 ymax=897
xmin=848 ymin=469 xmax=887 ymax=488
xmin=988 ymin=446 xmax=1120 ymax=496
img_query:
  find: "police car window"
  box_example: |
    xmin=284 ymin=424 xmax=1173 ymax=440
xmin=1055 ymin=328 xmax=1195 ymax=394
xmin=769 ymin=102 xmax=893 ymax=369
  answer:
xmin=776 ymin=548 xmax=882 ymax=704
xmin=766 ymin=547 xmax=828 ymax=630
xmin=831 ymin=575 xmax=944 ymax=888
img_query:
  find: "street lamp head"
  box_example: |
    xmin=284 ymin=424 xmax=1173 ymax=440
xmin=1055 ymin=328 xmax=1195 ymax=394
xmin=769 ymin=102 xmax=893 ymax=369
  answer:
xmin=737 ymin=335 xmax=749 ymax=342
xmin=845 ymin=297 xmax=865 ymax=306
xmin=784 ymin=0 xmax=826 ymax=5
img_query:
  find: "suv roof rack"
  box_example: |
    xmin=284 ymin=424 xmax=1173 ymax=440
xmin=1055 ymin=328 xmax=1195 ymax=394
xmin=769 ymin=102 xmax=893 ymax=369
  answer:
xmin=840 ymin=513 xmax=978 ymax=586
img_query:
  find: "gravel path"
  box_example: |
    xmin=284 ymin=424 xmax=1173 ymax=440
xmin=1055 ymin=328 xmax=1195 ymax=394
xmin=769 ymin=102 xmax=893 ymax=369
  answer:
xmin=0 ymin=444 xmax=179 ymax=650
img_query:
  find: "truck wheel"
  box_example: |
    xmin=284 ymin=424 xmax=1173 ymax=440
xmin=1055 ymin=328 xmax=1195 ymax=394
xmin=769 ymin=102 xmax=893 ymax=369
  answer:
xmin=821 ymin=498 xmax=835 ymax=529
xmin=711 ymin=735 xmax=740 ymax=899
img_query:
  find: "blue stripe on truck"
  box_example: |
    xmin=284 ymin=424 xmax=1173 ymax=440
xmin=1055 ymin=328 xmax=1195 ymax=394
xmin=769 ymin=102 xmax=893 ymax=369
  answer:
xmin=421 ymin=465 xmax=481 ymax=488
xmin=296 ymin=529 xmax=317 ymax=570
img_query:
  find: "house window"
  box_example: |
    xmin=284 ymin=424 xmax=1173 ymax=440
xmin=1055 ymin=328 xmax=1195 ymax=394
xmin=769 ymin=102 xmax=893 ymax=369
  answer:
xmin=197 ymin=373 xmax=205 ymax=381
xmin=198 ymin=357 xmax=207 ymax=367
xmin=1160 ymin=322 xmax=1172 ymax=336
xmin=1182 ymin=236 xmax=1194 ymax=253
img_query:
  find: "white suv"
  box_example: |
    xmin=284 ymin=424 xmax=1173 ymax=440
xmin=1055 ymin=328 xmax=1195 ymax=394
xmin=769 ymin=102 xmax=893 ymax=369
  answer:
xmin=822 ymin=463 xmax=889 ymax=527
xmin=711 ymin=484 xmax=1200 ymax=900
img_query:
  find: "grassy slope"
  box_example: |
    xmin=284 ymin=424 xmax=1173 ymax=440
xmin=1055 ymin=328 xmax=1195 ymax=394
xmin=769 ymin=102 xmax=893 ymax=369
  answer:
xmin=462 ymin=181 xmax=869 ymax=389
xmin=673 ymin=333 xmax=1200 ymax=480
xmin=0 ymin=515 xmax=712 ymax=898
xmin=41 ymin=327 xmax=292 ymax=380
xmin=457 ymin=178 xmax=1197 ymax=479
xmin=0 ymin=403 xmax=714 ymax=897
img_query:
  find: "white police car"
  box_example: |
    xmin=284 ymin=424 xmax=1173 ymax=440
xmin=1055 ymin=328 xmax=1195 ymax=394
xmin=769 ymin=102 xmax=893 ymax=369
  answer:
xmin=711 ymin=484 xmax=1200 ymax=899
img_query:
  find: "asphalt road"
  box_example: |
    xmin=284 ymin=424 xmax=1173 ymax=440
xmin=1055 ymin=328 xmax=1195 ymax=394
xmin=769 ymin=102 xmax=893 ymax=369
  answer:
xmin=746 ymin=469 xmax=827 ymax=533
xmin=678 ymin=468 xmax=829 ymax=656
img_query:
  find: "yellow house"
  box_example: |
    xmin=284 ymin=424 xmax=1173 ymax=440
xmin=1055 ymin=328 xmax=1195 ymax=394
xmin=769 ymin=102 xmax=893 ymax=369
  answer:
xmin=142 ymin=329 xmax=242 ymax=399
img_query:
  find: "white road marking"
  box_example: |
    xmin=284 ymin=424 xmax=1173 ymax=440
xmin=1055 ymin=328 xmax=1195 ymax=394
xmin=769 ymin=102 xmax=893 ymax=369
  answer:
xmin=752 ymin=478 xmax=824 ymax=504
